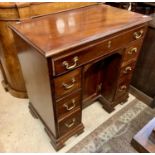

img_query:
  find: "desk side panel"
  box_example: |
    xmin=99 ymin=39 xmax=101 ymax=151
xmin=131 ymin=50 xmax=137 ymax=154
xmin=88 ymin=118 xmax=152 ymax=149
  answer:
xmin=13 ymin=33 xmax=56 ymax=137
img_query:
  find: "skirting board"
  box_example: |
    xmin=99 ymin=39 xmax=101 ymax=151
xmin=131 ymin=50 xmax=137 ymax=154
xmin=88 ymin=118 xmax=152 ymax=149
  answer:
xmin=129 ymin=85 xmax=154 ymax=108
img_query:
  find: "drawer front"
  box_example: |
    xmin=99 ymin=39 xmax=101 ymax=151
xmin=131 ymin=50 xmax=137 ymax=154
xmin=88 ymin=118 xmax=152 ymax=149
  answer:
xmin=54 ymin=68 xmax=81 ymax=99
xmin=122 ymin=40 xmax=143 ymax=67
xmin=115 ymin=62 xmax=136 ymax=100
xmin=114 ymin=76 xmax=131 ymax=100
xmin=58 ymin=110 xmax=81 ymax=136
xmin=52 ymin=25 xmax=147 ymax=76
xmin=120 ymin=62 xmax=136 ymax=78
xmin=56 ymin=91 xmax=81 ymax=119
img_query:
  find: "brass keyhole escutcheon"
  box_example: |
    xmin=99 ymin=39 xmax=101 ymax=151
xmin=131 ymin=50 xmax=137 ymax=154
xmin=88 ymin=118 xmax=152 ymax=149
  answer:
xmin=108 ymin=41 xmax=112 ymax=48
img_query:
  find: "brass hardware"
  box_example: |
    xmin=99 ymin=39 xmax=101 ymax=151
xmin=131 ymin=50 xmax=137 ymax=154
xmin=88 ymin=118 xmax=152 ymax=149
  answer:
xmin=65 ymin=118 xmax=76 ymax=128
xmin=108 ymin=40 xmax=112 ymax=48
xmin=16 ymin=21 xmax=21 ymax=24
xmin=123 ymin=66 xmax=132 ymax=74
xmin=128 ymin=47 xmax=137 ymax=55
xmin=62 ymin=78 xmax=76 ymax=90
xmin=119 ymin=85 xmax=127 ymax=91
xmin=97 ymin=83 xmax=102 ymax=92
xmin=62 ymin=56 xmax=78 ymax=70
xmin=63 ymin=99 xmax=76 ymax=111
xmin=133 ymin=29 xmax=144 ymax=39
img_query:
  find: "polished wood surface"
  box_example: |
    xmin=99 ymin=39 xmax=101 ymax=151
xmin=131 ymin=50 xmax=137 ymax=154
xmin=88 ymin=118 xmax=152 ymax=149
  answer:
xmin=54 ymin=68 xmax=81 ymax=99
xmin=58 ymin=109 xmax=81 ymax=137
xmin=0 ymin=19 xmax=27 ymax=98
xmin=10 ymin=4 xmax=151 ymax=150
xmin=56 ymin=90 xmax=81 ymax=119
xmin=0 ymin=2 xmax=96 ymax=98
xmin=10 ymin=4 xmax=151 ymax=57
xmin=131 ymin=118 xmax=155 ymax=153
xmin=52 ymin=24 xmax=147 ymax=76
xmin=122 ymin=39 xmax=143 ymax=66
xmin=13 ymin=33 xmax=57 ymax=137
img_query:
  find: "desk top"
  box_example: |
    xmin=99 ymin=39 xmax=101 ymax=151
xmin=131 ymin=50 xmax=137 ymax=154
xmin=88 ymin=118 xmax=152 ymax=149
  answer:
xmin=10 ymin=4 xmax=151 ymax=57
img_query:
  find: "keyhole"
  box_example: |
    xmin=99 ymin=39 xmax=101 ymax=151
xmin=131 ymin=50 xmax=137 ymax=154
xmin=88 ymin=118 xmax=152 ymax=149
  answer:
xmin=108 ymin=41 xmax=112 ymax=48
xmin=97 ymin=83 xmax=102 ymax=92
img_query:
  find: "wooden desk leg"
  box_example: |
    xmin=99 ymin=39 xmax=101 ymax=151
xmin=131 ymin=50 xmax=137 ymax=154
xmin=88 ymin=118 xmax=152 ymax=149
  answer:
xmin=98 ymin=95 xmax=115 ymax=113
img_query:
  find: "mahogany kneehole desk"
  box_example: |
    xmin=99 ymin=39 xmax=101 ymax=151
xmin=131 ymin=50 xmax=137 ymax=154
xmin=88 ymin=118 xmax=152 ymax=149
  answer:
xmin=9 ymin=4 xmax=151 ymax=150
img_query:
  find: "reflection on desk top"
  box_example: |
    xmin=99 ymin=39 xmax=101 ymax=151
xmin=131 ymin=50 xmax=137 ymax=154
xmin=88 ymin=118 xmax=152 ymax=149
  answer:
xmin=9 ymin=4 xmax=151 ymax=57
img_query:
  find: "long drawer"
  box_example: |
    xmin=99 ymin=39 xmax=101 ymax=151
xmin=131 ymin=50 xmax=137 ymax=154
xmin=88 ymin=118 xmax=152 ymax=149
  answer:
xmin=52 ymin=25 xmax=147 ymax=76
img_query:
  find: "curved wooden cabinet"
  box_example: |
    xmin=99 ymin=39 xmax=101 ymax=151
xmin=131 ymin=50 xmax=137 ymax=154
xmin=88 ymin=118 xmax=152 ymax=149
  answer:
xmin=0 ymin=2 xmax=96 ymax=98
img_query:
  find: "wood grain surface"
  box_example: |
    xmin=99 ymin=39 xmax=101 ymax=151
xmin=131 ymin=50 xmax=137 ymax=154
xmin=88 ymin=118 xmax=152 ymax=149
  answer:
xmin=9 ymin=4 xmax=151 ymax=57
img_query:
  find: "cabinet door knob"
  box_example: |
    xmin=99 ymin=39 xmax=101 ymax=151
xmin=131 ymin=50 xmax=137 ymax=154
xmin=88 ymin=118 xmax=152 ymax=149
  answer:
xmin=123 ymin=66 xmax=132 ymax=74
xmin=128 ymin=47 xmax=137 ymax=55
xmin=63 ymin=99 xmax=76 ymax=111
xmin=65 ymin=118 xmax=76 ymax=128
xmin=133 ymin=29 xmax=144 ymax=39
xmin=62 ymin=56 xmax=78 ymax=70
xmin=119 ymin=85 xmax=127 ymax=91
xmin=62 ymin=78 xmax=76 ymax=90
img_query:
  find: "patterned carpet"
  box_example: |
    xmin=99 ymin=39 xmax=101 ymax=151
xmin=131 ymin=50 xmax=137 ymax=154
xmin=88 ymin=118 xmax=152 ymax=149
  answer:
xmin=68 ymin=99 xmax=155 ymax=153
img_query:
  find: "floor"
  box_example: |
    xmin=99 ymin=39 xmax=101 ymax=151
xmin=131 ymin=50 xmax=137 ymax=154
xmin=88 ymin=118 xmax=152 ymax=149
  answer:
xmin=0 ymin=71 xmax=136 ymax=152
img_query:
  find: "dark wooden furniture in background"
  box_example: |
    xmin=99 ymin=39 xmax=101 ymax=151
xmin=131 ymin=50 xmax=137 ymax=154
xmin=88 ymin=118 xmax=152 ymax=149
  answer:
xmin=0 ymin=2 xmax=96 ymax=98
xmin=106 ymin=2 xmax=155 ymax=107
xmin=9 ymin=4 xmax=151 ymax=150
xmin=131 ymin=3 xmax=155 ymax=15
xmin=106 ymin=2 xmax=155 ymax=14
xmin=130 ymin=3 xmax=155 ymax=107
xmin=131 ymin=19 xmax=155 ymax=107
xmin=131 ymin=117 xmax=155 ymax=153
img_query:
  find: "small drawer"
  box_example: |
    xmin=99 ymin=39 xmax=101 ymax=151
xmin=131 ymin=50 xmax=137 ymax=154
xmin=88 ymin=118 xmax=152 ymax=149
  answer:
xmin=58 ymin=110 xmax=81 ymax=136
xmin=120 ymin=62 xmax=136 ymax=78
xmin=52 ymin=25 xmax=147 ymax=76
xmin=56 ymin=91 xmax=81 ymax=119
xmin=115 ymin=84 xmax=128 ymax=100
xmin=122 ymin=40 xmax=143 ymax=67
xmin=132 ymin=28 xmax=145 ymax=40
xmin=115 ymin=76 xmax=131 ymax=99
xmin=54 ymin=68 xmax=81 ymax=99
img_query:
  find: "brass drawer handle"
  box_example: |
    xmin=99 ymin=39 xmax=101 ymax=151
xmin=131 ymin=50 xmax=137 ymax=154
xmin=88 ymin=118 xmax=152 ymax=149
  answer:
xmin=119 ymin=85 xmax=127 ymax=91
xmin=65 ymin=118 xmax=76 ymax=128
xmin=133 ymin=29 xmax=144 ymax=39
xmin=128 ymin=47 xmax=137 ymax=55
xmin=62 ymin=56 xmax=78 ymax=70
xmin=62 ymin=78 xmax=76 ymax=90
xmin=123 ymin=66 xmax=132 ymax=74
xmin=63 ymin=99 xmax=76 ymax=111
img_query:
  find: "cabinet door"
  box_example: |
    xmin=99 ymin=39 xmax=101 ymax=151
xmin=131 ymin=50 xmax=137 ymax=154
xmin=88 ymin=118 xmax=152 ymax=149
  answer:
xmin=101 ymin=53 xmax=122 ymax=102
xmin=82 ymin=52 xmax=122 ymax=108
xmin=82 ymin=60 xmax=105 ymax=106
